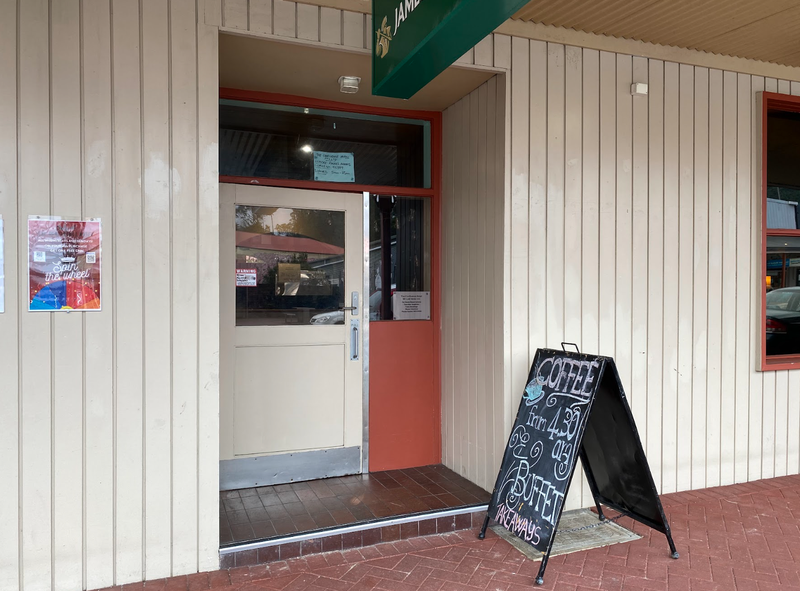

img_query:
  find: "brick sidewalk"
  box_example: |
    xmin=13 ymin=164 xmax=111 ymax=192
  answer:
xmin=108 ymin=475 xmax=800 ymax=591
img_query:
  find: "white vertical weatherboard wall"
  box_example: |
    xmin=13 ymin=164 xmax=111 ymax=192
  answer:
xmin=215 ymin=0 xmax=484 ymax=62
xmin=441 ymin=76 xmax=507 ymax=498
xmin=441 ymin=33 xmax=800 ymax=507
xmin=220 ymin=0 xmax=372 ymax=49
xmin=0 ymin=1 xmax=220 ymax=590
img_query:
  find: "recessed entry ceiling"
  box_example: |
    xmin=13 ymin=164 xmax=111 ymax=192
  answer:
xmin=219 ymin=33 xmax=495 ymax=112
xmin=513 ymin=0 xmax=800 ymax=68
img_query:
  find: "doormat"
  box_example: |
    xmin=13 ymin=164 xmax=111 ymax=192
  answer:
xmin=491 ymin=508 xmax=641 ymax=560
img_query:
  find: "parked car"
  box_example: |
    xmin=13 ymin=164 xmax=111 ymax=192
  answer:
xmin=309 ymin=310 xmax=344 ymax=325
xmin=765 ymin=287 xmax=800 ymax=356
xmin=309 ymin=290 xmax=389 ymax=324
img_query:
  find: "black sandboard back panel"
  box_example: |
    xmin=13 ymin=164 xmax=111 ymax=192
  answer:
xmin=486 ymin=348 xmax=607 ymax=553
xmin=580 ymin=361 xmax=667 ymax=532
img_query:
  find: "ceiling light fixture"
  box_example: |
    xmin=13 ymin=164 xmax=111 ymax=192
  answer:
xmin=338 ymin=76 xmax=361 ymax=94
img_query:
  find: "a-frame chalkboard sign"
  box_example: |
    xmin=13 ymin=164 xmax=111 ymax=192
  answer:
xmin=480 ymin=346 xmax=678 ymax=585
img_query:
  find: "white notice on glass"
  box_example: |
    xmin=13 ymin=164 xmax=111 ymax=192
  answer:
xmin=236 ymin=268 xmax=257 ymax=287
xmin=0 ymin=216 xmax=4 ymax=313
xmin=392 ymin=291 xmax=430 ymax=320
xmin=313 ymin=151 xmax=355 ymax=183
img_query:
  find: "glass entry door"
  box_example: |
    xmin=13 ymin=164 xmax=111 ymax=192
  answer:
xmin=220 ymin=184 xmax=364 ymax=489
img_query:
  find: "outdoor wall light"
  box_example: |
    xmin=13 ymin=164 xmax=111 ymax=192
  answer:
xmin=631 ymin=82 xmax=649 ymax=96
xmin=300 ymin=144 xmax=313 ymax=153
xmin=338 ymin=76 xmax=361 ymax=94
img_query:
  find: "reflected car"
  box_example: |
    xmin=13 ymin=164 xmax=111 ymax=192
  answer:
xmin=310 ymin=291 xmax=386 ymax=324
xmin=765 ymin=287 xmax=800 ymax=356
xmin=309 ymin=310 xmax=344 ymax=325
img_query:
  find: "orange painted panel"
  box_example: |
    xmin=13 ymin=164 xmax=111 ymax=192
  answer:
xmin=369 ymin=320 xmax=440 ymax=471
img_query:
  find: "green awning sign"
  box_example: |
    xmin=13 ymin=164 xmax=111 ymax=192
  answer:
xmin=372 ymin=0 xmax=530 ymax=99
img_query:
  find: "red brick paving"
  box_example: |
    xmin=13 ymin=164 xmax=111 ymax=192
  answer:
xmin=106 ymin=475 xmax=800 ymax=590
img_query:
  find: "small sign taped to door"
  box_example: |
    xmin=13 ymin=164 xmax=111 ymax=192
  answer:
xmin=236 ymin=268 xmax=257 ymax=287
xmin=313 ymin=152 xmax=355 ymax=183
xmin=392 ymin=291 xmax=430 ymax=320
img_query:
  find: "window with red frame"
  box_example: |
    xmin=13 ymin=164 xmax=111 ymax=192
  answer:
xmin=764 ymin=94 xmax=800 ymax=367
xmin=219 ymin=96 xmax=435 ymax=323
xmin=219 ymin=99 xmax=432 ymax=189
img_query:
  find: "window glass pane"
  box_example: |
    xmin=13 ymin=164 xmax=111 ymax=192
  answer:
xmin=767 ymin=110 xmax=800 ymax=229
xmin=368 ymin=196 xmax=431 ymax=321
xmin=220 ymin=100 xmax=431 ymax=189
xmin=767 ymin=190 xmax=800 ymax=229
xmin=765 ymin=236 xmax=800 ymax=356
xmin=235 ymin=205 xmax=345 ymax=326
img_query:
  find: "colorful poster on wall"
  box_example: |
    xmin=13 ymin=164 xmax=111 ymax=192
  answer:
xmin=0 ymin=215 xmax=4 ymax=313
xmin=28 ymin=217 xmax=102 ymax=311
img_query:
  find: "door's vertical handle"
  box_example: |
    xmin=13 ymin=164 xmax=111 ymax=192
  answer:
xmin=350 ymin=319 xmax=360 ymax=361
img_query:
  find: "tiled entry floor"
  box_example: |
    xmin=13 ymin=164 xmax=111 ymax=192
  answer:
xmin=220 ymin=464 xmax=491 ymax=546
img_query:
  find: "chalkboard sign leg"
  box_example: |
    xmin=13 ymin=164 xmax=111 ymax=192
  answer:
xmin=666 ymin=532 xmax=679 ymax=559
xmin=478 ymin=514 xmax=490 ymax=540
xmin=535 ymin=557 xmax=548 ymax=585
xmin=535 ymin=542 xmax=556 ymax=586
xmin=595 ymin=502 xmax=606 ymax=521
xmin=657 ymin=490 xmax=679 ymax=559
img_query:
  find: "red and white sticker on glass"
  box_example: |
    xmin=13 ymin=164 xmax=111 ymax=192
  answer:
xmin=236 ymin=268 xmax=257 ymax=287
xmin=28 ymin=217 xmax=102 ymax=311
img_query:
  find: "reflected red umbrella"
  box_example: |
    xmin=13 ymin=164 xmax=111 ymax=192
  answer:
xmin=235 ymin=231 xmax=344 ymax=255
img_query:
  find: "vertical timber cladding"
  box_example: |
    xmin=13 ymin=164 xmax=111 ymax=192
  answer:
xmin=484 ymin=348 xmax=678 ymax=583
xmin=371 ymin=0 xmax=529 ymax=98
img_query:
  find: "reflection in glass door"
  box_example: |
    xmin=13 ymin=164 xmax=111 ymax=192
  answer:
xmin=235 ymin=205 xmax=346 ymax=326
